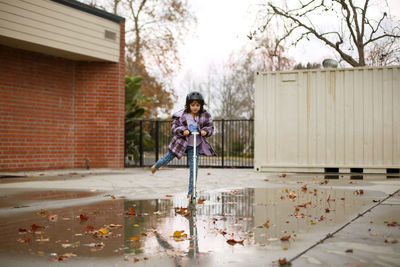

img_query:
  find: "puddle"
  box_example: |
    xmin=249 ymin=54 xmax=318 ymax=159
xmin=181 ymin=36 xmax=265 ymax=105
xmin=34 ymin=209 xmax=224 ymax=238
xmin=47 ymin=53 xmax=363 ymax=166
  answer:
xmin=0 ymin=187 xmax=383 ymax=266
xmin=0 ymin=189 xmax=99 ymax=208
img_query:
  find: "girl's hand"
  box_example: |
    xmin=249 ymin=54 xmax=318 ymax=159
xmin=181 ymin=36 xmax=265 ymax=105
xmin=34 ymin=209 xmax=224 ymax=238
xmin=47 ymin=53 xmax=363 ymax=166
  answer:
xmin=183 ymin=130 xmax=190 ymax=136
xmin=201 ymin=130 xmax=207 ymax=136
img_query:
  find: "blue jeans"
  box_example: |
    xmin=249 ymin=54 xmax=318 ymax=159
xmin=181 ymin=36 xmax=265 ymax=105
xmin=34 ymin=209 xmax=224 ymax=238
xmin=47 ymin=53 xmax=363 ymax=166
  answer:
xmin=154 ymin=146 xmax=199 ymax=195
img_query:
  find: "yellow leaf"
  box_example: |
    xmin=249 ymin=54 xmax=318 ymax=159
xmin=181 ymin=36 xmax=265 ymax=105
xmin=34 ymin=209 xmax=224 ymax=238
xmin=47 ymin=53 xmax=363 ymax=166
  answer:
xmin=263 ymin=220 xmax=270 ymax=228
xmin=98 ymin=227 xmax=108 ymax=235
xmin=173 ymin=230 xmax=185 ymax=237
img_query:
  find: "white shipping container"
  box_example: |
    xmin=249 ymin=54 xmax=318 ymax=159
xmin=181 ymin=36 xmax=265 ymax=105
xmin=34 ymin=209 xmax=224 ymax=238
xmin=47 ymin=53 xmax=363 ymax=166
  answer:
xmin=254 ymin=66 xmax=400 ymax=173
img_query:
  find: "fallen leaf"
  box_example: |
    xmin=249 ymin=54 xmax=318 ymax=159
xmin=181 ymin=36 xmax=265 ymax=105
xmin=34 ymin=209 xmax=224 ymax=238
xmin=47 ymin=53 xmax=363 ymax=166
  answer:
xmin=30 ymin=224 xmax=43 ymax=232
xmin=85 ymin=225 xmax=95 ymax=232
xmin=301 ymin=185 xmax=307 ymax=191
xmin=387 ymin=221 xmax=399 ymax=227
xmin=264 ymin=179 xmax=269 ymax=181
xmin=111 ymin=195 xmax=116 ymax=199
xmin=98 ymin=227 xmax=108 ymax=235
xmin=173 ymin=230 xmax=185 ymax=238
xmin=345 ymin=249 xmax=353 ymax=253
xmin=134 ymin=257 xmax=140 ymax=262
xmin=280 ymin=235 xmax=291 ymax=241
xmin=18 ymin=228 xmax=27 ymax=233
xmin=217 ymin=196 xmax=220 ymax=201
xmin=354 ymin=189 xmax=364 ymax=195
xmin=165 ymin=194 xmax=174 ymax=197
xmin=297 ymin=201 xmax=311 ymax=208
xmin=129 ymin=235 xmax=140 ymax=241
xmin=280 ymin=195 xmax=285 ymax=200
xmin=226 ymin=239 xmax=244 ymax=246
xmin=39 ymin=209 xmax=48 ymax=215
xmin=125 ymin=208 xmax=136 ymax=215
xmin=36 ymin=235 xmax=50 ymax=242
xmin=58 ymin=253 xmax=77 ymax=261
xmin=83 ymin=242 xmax=104 ymax=247
xmin=263 ymin=220 xmax=270 ymax=228
xmin=173 ymin=230 xmax=187 ymax=241
xmin=17 ymin=237 xmax=30 ymax=243
xmin=385 ymin=239 xmax=398 ymax=244
xmin=175 ymin=207 xmax=188 ymax=215
xmin=198 ymin=199 xmax=205 ymax=204
xmin=106 ymin=224 xmax=122 ymax=228
xmin=278 ymin=258 xmax=291 ymax=266
xmin=327 ymin=194 xmax=335 ymax=202
xmin=325 ymin=208 xmax=330 ymax=213
xmin=80 ymin=214 xmax=89 ymax=221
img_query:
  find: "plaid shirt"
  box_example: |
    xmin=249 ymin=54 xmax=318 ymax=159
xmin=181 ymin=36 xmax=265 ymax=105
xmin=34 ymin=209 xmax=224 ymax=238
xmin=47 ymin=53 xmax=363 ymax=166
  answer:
xmin=168 ymin=109 xmax=217 ymax=159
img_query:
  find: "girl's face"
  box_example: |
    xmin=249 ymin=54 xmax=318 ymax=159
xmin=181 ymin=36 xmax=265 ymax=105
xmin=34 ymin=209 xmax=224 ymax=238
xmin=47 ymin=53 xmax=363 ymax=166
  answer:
xmin=189 ymin=101 xmax=201 ymax=114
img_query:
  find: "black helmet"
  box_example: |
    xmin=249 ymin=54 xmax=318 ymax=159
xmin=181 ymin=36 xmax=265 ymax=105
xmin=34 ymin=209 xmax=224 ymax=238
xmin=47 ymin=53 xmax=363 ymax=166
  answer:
xmin=186 ymin=91 xmax=204 ymax=102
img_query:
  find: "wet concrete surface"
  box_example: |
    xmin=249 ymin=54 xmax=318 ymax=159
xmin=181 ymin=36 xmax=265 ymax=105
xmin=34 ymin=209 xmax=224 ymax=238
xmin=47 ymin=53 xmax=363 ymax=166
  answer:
xmin=0 ymin=169 xmax=399 ymax=266
xmin=0 ymin=186 xmax=391 ymax=266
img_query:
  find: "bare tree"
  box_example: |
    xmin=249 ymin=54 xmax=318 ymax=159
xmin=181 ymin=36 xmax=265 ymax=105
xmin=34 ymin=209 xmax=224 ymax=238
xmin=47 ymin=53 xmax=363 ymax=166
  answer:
xmin=82 ymin=0 xmax=196 ymax=117
xmin=250 ymin=0 xmax=400 ymax=67
xmin=213 ymin=38 xmax=293 ymax=119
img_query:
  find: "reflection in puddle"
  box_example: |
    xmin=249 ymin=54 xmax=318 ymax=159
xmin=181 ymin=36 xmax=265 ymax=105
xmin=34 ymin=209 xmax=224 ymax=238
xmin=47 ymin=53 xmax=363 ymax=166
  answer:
xmin=0 ymin=187 xmax=378 ymax=265
xmin=324 ymin=175 xmax=339 ymax=179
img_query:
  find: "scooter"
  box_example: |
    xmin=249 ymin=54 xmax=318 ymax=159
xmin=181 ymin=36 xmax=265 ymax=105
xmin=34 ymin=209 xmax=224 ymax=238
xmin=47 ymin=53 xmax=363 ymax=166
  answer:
xmin=189 ymin=125 xmax=199 ymax=204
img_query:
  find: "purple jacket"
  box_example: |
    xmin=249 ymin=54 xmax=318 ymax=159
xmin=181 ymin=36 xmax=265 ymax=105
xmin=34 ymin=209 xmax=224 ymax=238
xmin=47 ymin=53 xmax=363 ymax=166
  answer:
xmin=168 ymin=109 xmax=217 ymax=159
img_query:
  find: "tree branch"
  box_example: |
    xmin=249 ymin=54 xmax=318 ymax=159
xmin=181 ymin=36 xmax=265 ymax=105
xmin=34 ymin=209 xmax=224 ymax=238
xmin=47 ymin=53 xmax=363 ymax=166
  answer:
xmin=268 ymin=2 xmax=359 ymax=66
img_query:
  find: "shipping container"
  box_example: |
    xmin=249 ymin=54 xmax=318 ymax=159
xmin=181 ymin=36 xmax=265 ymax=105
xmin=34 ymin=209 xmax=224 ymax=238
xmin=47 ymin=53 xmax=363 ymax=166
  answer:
xmin=254 ymin=66 xmax=400 ymax=173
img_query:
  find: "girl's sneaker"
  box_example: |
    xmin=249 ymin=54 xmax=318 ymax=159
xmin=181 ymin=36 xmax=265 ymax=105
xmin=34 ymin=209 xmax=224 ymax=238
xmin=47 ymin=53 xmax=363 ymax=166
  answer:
xmin=151 ymin=165 xmax=156 ymax=174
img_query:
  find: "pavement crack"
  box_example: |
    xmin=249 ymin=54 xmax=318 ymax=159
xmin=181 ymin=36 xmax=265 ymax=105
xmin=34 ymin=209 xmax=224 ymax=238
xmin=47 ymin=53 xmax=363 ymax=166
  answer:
xmin=288 ymin=188 xmax=400 ymax=264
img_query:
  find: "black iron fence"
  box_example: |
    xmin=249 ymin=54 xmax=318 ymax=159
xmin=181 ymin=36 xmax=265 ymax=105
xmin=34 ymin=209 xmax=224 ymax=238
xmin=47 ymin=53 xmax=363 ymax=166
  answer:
xmin=125 ymin=119 xmax=254 ymax=168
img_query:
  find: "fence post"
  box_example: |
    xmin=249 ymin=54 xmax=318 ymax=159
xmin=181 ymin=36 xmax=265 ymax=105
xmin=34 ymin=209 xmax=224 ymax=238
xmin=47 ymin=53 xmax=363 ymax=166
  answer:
xmin=221 ymin=119 xmax=225 ymax=168
xmin=139 ymin=120 xmax=143 ymax=167
xmin=155 ymin=120 xmax=159 ymax=162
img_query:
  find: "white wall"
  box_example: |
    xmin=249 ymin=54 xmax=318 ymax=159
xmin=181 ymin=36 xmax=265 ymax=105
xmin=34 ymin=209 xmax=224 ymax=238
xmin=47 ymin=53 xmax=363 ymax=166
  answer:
xmin=0 ymin=0 xmax=120 ymax=62
xmin=254 ymin=66 xmax=400 ymax=173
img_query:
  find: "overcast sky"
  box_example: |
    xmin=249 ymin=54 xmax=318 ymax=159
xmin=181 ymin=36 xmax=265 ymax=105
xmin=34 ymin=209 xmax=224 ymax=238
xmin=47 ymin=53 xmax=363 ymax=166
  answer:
xmin=171 ymin=0 xmax=400 ymax=112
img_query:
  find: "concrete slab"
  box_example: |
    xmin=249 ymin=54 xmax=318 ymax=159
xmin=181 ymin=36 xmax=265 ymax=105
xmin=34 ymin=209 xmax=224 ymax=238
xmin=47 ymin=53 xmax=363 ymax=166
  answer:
xmin=0 ymin=168 xmax=399 ymax=266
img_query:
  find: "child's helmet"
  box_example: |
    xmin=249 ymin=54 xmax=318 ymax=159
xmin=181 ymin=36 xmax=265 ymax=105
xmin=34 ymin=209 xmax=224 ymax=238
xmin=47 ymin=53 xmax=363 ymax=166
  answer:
xmin=186 ymin=91 xmax=204 ymax=102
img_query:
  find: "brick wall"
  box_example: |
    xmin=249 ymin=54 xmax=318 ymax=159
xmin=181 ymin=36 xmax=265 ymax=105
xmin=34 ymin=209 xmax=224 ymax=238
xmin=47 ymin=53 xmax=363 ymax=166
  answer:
xmin=0 ymin=22 xmax=125 ymax=171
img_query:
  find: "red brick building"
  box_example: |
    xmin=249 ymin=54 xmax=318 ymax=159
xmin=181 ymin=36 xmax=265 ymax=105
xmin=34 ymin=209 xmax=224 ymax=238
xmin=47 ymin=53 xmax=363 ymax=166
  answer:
xmin=0 ymin=0 xmax=125 ymax=171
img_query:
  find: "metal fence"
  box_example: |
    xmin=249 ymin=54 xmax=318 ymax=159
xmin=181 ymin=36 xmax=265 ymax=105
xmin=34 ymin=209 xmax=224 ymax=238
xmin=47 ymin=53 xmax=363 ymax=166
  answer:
xmin=125 ymin=119 xmax=254 ymax=168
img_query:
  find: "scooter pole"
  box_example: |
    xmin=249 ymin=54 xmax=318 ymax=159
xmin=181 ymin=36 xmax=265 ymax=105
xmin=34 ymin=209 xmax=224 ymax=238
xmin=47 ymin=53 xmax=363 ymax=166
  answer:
xmin=192 ymin=131 xmax=199 ymax=203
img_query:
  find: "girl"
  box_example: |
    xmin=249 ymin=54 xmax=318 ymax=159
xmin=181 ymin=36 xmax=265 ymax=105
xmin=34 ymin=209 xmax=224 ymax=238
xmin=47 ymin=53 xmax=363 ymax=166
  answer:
xmin=151 ymin=91 xmax=216 ymax=200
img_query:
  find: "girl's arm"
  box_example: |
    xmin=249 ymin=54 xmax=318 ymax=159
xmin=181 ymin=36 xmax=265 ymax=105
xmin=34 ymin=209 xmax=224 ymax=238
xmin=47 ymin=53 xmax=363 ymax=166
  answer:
xmin=171 ymin=116 xmax=187 ymax=137
xmin=200 ymin=112 xmax=214 ymax=137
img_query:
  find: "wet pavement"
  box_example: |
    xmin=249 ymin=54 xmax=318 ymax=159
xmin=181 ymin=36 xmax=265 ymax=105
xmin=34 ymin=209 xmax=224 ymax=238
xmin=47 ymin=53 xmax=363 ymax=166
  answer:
xmin=0 ymin=168 xmax=399 ymax=266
